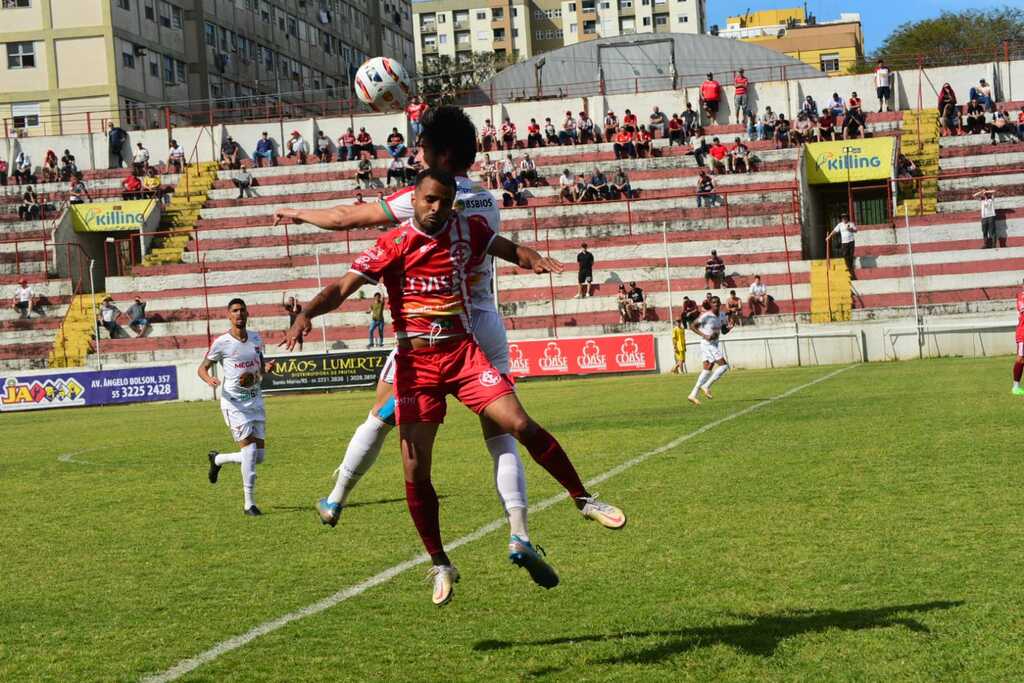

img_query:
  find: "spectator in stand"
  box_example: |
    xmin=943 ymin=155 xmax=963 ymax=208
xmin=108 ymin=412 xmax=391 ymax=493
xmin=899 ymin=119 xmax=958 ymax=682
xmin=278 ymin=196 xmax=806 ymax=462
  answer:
xmin=316 ymin=130 xmax=333 ymax=162
xmin=704 ymin=249 xmax=725 ymax=288
xmin=126 ymin=296 xmax=149 ymax=337
xmin=937 ymin=82 xmax=957 ymax=115
xmin=700 ymin=72 xmax=722 ymax=123
xmin=974 ymin=189 xmax=998 ymax=248
xmin=774 ymin=114 xmax=791 ymax=147
xmin=219 ymin=136 xmax=241 ymax=170
xmin=18 ymin=186 xmax=40 ymax=220
xmin=355 ymin=157 xmax=373 ymax=189
xmin=559 ymin=110 xmax=578 ymax=145
xmin=696 ymin=170 xmax=717 ymax=208
xmin=842 ymin=107 xmax=866 ymax=140
xmin=708 ymin=137 xmax=729 ymax=175
xmin=991 ymin=107 xmax=1023 ymax=144
xmin=107 ymin=121 xmax=128 ymax=169
xmin=817 ymin=109 xmax=836 ymax=141
xmin=611 ymin=166 xmax=634 ymax=199
xmin=168 ymin=139 xmax=185 ymax=173
xmin=98 ymin=297 xmax=121 ymax=339
xmin=896 ymin=153 xmax=920 ymax=178
xmin=681 ymin=103 xmax=699 ymax=140
xmin=687 ymin=137 xmax=709 ymax=168
xmin=875 ymin=59 xmax=893 ymax=112
xmin=68 ymin=172 xmax=91 ymax=204
xmin=668 ymin=114 xmax=685 ymax=146
xmin=500 ymin=117 xmax=517 ymax=150
xmin=648 ymin=106 xmax=668 ymax=139
xmin=405 ymin=96 xmax=427 ymax=142
xmin=964 ymin=99 xmax=987 ymax=135
xmin=617 ymin=284 xmax=633 ymax=323
xmin=828 ymin=212 xmax=858 ymax=279
xmin=733 ymin=68 xmax=750 ymax=125
xmin=354 ymin=128 xmax=373 ymax=159
xmin=338 ymin=128 xmax=356 ymax=162
xmin=12 ymin=278 xmax=37 ymax=319
xmin=576 ymin=243 xmax=594 ymax=298
xmin=969 ymin=78 xmax=994 ymax=111
xmin=558 ymin=168 xmax=575 ymax=203
xmin=286 ymin=130 xmax=309 ymax=163
xmin=281 ymin=293 xmax=304 ymax=350
xmin=671 ymin=317 xmax=687 ymax=374
xmin=368 ymin=292 xmax=386 ymax=347
xmin=526 ymin=118 xmax=543 ymax=147
xmin=501 ymin=153 xmax=515 ymax=178
xmin=142 ymin=167 xmax=168 ymax=203
xmin=757 ymin=106 xmax=777 ymax=141
xmin=543 ymin=117 xmax=559 ymax=145
xmin=726 ymin=290 xmax=743 ymax=326
xmin=0 ymin=158 xmax=7 ymax=186
xmin=572 ymin=173 xmax=589 ymax=203
xmin=613 ymin=127 xmax=637 ymax=160
xmin=579 ymin=111 xmax=598 ymax=143
xmin=517 ymin=153 xmax=538 ymax=187
xmin=623 ymin=108 xmax=638 ymax=130
xmin=681 ymin=295 xmax=699 ymax=325
xmin=801 ymin=95 xmax=818 ymax=121
xmin=1018 ymin=107 xmax=1024 ymax=139
xmin=404 ymin=148 xmax=422 ymax=185
xmin=603 ymin=110 xmax=618 ymax=142
xmin=847 ymin=91 xmax=864 ymax=119
xmin=501 ymin=172 xmax=524 ymax=207
xmin=254 ymin=131 xmax=277 ymax=167
xmin=480 ymin=119 xmax=496 ymax=151
xmin=132 ymin=142 xmax=150 ymax=176
xmin=386 ymin=127 xmax=406 ymax=159
xmin=941 ymin=100 xmax=963 ymax=136
xmin=791 ymin=112 xmax=814 ymax=145
xmin=747 ymin=275 xmax=769 ymax=316
xmin=42 ymin=150 xmax=58 ymax=183
xmin=386 ymin=156 xmax=407 ymax=187
xmin=627 ymin=281 xmax=646 ymax=321
xmin=729 ymin=137 xmax=751 ymax=174
xmin=14 ymin=151 xmax=33 ymax=185
xmin=480 ymin=153 xmax=498 ymax=189
xmin=60 ymin=149 xmax=77 ymax=181
xmin=585 ymin=167 xmax=609 ymax=201
xmin=231 ymin=167 xmax=254 ymax=199
xmin=635 ymin=125 xmax=652 ymax=158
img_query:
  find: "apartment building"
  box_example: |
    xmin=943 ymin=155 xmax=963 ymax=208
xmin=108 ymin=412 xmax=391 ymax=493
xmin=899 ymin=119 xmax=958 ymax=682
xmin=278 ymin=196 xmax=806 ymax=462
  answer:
xmin=0 ymin=0 xmax=414 ymax=136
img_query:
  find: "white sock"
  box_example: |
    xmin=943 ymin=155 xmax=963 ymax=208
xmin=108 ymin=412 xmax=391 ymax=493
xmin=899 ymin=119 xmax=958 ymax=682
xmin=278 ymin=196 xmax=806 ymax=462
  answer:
xmin=214 ymin=451 xmax=242 ymax=466
xmin=486 ymin=434 xmax=529 ymax=539
xmin=507 ymin=507 xmax=529 ymax=541
xmin=690 ymin=369 xmax=711 ymax=396
xmin=328 ymin=412 xmax=392 ymax=505
xmin=705 ymin=363 xmax=730 ymax=388
xmin=241 ymin=443 xmax=257 ymax=509
xmin=1014 ymin=381 xmax=1021 ymax=390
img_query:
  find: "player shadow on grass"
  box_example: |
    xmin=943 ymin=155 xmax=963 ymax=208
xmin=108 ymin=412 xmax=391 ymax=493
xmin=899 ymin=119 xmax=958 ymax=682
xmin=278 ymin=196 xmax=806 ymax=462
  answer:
xmin=473 ymin=600 xmax=963 ymax=671
xmin=268 ymin=496 xmax=441 ymax=513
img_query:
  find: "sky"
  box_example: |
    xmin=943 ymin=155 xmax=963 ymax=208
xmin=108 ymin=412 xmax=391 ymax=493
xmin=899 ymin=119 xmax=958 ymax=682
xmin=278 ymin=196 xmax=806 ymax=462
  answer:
xmin=709 ymin=0 xmax=1005 ymax=52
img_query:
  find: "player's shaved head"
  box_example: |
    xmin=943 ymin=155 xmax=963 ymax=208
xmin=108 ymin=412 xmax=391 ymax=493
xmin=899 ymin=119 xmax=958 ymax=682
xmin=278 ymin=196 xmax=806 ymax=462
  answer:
xmin=412 ymin=170 xmax=456 ymax=233
xmin=419 ymin=106 xmax=477 ymax=174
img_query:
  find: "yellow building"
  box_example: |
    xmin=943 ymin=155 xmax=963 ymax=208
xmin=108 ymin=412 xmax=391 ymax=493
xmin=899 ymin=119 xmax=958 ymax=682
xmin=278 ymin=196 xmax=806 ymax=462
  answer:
xmin=718 ymin=7 xmax=864 ymax=76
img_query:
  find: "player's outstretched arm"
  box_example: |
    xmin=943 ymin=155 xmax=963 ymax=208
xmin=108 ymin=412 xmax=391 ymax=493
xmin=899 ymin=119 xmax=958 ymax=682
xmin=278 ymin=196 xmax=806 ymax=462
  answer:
xmin=488 ymin=235 xmax=564 ymax=274
xmin=273 ymin=202 xmax=390 ymax=231
xmin=281 ymin=272 xmax=369 ymax=350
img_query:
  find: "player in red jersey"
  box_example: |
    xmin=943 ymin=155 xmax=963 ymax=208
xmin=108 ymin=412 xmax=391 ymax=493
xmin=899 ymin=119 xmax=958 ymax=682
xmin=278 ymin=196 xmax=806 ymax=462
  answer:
xmin=283 ymin=170 xmax=625 ymax=606
xmin=1014 ymin=281 xmax=1024 ymax=396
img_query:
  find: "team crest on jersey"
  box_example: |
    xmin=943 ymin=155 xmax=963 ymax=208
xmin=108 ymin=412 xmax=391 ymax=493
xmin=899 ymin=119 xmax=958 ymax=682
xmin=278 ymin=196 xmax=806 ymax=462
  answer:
xmin=508 ymin=344 xmax=530 ymax=374
xmin=577 ymin=340 xmax=607 ymax=370
xmin=449 ymin=238 xmax=472 ymax=268
xmin=538 ymin=342 xmax=568 ymax=372
xmin=615 ymin=337 xmax=647 ymax=368
xmin=480 ymin=369 xmax=501 ymax=387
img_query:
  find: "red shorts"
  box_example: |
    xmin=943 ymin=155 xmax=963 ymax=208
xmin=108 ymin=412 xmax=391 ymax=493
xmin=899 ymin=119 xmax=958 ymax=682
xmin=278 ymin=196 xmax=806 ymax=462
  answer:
xmin=394 ymin=337 xmax=515 ymax=424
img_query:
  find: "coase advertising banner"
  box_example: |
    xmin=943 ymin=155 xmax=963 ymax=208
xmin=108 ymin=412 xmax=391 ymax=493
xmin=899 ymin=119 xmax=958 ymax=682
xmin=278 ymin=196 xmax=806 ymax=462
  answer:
xmin=804 ymin=138 xmax=896 ymax=185
xmin=262 ymin=349 xmax=391 ymax=392
xmin=507 ymin=334 xmax=657 ymax=378
xmin=0 ymin=366 xmax=178 ymax=412
xmin=71 ymin=199 xmax=156 ymax=232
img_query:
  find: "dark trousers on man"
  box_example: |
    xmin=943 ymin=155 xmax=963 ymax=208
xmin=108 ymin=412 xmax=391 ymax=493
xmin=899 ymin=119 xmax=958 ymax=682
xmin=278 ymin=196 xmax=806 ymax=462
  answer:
xmin=982 ymin=216 xmax=997 ymax=248
xmin=842 ymin=241 xmax=856 ymax=279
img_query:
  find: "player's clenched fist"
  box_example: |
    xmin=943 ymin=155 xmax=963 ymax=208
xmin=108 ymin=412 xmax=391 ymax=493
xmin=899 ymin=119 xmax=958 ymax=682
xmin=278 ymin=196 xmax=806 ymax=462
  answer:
xmin=273 ymin=208 xmax=304 ymax=226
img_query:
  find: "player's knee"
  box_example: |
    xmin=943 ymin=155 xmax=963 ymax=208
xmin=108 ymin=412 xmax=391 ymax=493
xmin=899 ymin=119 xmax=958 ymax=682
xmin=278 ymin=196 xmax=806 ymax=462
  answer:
xmin=506 ymin=414 xmax=537 ymax=441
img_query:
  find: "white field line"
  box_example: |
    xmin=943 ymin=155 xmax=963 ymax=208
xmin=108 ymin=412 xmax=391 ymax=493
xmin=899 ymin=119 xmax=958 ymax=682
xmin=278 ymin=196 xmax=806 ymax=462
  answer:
xmin=57 ymin=448 xmax=104 ymax=465
xmin=141 ymin=364 xmax=856 ymax=683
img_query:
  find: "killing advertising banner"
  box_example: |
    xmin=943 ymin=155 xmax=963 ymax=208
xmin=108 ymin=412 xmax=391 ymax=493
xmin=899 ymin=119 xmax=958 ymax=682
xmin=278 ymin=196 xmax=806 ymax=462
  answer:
xmin=506 ymin=334 xmax=657 ymax=378
xmin=0 ymin=366 xmax=178 ymax=412
xmin=262 ymin=349 xmax=391 ymax=392
xmin=71 ymin=199 xmax=156 ymax=232
xmin=804 ymin=138 xmax=896 ymax=185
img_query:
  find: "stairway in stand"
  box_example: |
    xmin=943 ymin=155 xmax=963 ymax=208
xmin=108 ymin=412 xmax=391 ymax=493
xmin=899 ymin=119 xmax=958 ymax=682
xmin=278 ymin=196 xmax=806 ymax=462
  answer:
xmin=142 ymin=162 xmax=218 ymax=266
xmin=809 ymin=260 xmax=851 ymax=323
xmin=49 ymin=294 xmax=102 ymax=368
xmin=896 ymin=109 xmax=939 ymax=216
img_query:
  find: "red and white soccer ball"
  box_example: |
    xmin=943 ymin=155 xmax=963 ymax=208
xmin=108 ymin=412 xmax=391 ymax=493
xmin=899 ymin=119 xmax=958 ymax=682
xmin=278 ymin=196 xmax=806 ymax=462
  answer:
xmin=353 ymin=57 xmax=412 ymax=113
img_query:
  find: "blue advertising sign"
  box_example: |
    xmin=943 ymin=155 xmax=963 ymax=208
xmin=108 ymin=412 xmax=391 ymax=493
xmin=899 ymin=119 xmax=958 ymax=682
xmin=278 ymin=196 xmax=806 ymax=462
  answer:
xmin=0 ymin=366 xmax=178 ymax=412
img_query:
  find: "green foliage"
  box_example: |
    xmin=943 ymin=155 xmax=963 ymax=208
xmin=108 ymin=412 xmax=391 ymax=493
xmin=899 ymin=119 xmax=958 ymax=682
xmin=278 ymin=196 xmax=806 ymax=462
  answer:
xmin=871 ymin=6 xmax=1024 ymax=69
xmin=417 ymin=51 xmax=518 ymax=102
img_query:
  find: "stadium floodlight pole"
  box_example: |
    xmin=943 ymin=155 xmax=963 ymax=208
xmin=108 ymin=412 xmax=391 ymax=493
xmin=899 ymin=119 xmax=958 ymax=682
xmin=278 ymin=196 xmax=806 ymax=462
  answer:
xmin=89 ymin=259 xmax=102 ymax=371
xmin=315 ymin=246 xmax=328 ymax=353
xmin=903 ymin=204 xmax=923 ymax=359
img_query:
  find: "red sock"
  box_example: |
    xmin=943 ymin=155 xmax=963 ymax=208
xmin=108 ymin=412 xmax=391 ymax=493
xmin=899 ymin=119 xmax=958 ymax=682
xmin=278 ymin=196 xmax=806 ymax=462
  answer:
xmin=521 ymin=427 xmax=588 ymax=499
xmin=1014 ymin=358 xmax=1023 ymax=382
xmin=405 ymin=480 xmax=445 ymax=557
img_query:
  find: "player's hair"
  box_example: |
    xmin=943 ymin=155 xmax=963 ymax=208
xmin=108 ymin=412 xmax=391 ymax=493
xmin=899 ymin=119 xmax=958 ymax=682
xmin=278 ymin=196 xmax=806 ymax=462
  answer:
xmin=419 ymin=105 xmax=477 ymax=172
xmin=227 ymin=297 xmax=247 ymax=309
xmin=415 ymin=168 xmax=456 ymax=192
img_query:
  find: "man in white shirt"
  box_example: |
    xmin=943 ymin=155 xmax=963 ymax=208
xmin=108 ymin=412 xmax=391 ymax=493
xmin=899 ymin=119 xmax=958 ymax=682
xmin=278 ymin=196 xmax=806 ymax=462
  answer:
xmin=747 ymin=275 xmax=769 ymax=316
xmin=558 ymin=168 xmax=575 ymax=202
xmin=12 ymin=278 xmax=35 ymax=318
xmin=132 ymin=143 xmax=150 ymax=176
xmin=828 ymin=212 xmax=858 ymax=279
xmin=874 ymin=60 xmax=892 ymax=113
xmin=974 ymin=188 xmax=998 ymax=248
xmin=687 ymin=296 xmax=733 ymax=406
xmin=198 ymin=298 xmax=273 ymax=516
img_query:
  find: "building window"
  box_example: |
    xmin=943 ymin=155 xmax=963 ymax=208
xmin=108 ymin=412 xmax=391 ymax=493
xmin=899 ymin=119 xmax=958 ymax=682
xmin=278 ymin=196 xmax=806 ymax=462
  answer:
xmin=512 ymin=7 xmax=518 ymax=16
xmin=676 ymin=15 xmax=687 ymax=22
xmin=513 ymin=28 xmax=519 ymax=37
xmin=567 ymin=3 xmax=575 ymax=11
xmin=493 ymin=28 xmax=505 ymax=39
xmin=654 ymin=14 xmax=667 ymax=25
xmin=1 ymin=0 xmax=32 ymax=7
xmin=11 ymin=102 xmax=40 ymax=129
xmin=569 ymin=23 xmax=577 ymax=31
xmin=476 ymin=30 xmax=488 ymax=39
xmin=163 ymin=55 xmax=174 ymax=83
xmin=491 ymin=8 xmax=502 ymax=19
xmin=123 ymin=51 xmax=136 ymax=68
xmin=176 ymin=59 xmax=186 ymax=83
xmin=149 ymin=60 xmax=159 ymax=76
xmin=620 ymin=17 xmax=634 ymax=32
xmin=476 ymin=10 xmax=486 ymax=19
xmin=820 ymin=52 xmax=840 ymax=73
xmin=583 ymin=20 xmax=596 ymax=33
xmin=436 ymin=13 xmax=445 ymax=23
xmin=204 ymin=22 xmax=216 ymax=47
xmin=6 ymin=41 xmax=34 ymax=69
xmin=641 ymin=0 xmax=649 ymax=5
xmin=117 ymin=0 xmax=130 ymax=9
xmin=600 ymin=2 xmax=610 ymax=8
xmin=144 ymin=1 xmax=155 ymax=20
xmin=641 ymin=16 xmax=650 ymax=25
xmin=619 ymin=0 xmax=632 ymax=6
xmin=438 ymin=34 xmax=446 ymax=44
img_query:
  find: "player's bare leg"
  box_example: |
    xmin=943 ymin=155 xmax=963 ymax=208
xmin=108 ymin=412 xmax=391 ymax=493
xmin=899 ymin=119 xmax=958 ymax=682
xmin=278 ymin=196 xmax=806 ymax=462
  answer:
xmin=208 ymin=434 xmax=265 ymax=515
xmin=1013 ymin=352 xmax=1024 ymax=396
xmin=481 ymin=394 xmax=627 ymax=530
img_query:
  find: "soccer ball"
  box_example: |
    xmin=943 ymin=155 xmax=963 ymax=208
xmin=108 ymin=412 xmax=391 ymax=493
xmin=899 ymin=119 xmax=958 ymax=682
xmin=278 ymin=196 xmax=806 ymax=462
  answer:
xmin=353 ymin=57 xmax=412 ymax=113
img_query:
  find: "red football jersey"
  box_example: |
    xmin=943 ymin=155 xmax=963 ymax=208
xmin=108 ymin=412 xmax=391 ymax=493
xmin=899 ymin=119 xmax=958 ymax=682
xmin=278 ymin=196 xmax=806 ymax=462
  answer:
xmin=1016 ymin=291 xmax=1024 ymax=343
xmin=350 ymin=215 xmax=496 ymax=338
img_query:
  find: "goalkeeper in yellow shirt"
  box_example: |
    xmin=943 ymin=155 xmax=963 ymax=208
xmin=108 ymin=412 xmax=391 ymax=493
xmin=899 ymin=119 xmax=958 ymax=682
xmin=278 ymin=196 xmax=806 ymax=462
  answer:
xmin=671 ymin=316 xmax=686 ymax=374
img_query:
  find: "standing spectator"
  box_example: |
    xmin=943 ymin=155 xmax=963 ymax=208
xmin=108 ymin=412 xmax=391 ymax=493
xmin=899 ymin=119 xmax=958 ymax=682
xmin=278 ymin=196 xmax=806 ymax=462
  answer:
xmin=526 ymin=118 xmax=543 ymax=147
xmin=874 ymin=59 xmax=892 ymax=112
xmin=558 ymin=168 xmax=575 ymax=202
xmin=613 ymin=127 xmax=636 ymax=160
xmin=828 ymin=212 xmax=858 ymax=278
xmin=405 ymin=96 xmax=427 ymax=142
xmin=13 ymin=151 xmax=33 ymax=184
xmin=627 ymin=281 xmax=646 ymax=321
xmin=354 ymin=128 xmax=373 ymax=159
xmin=316 ymin=131 xmax=333 ymax=162
xmin=681 ymin=103 xmax=699 ymax=140
xmin=543 ymin=117 xmax=559 ymax=145
xmin=59 ymin=149 xmax=77 ymax=181
xmin=576 ymin=243 xmax=594 ymax=298
xmin=671 ymin=317 xmax=687 ymax=374
xmin=386 ymin=156 xmax=407 ymax=187
xmin=480 ymin=153 xmax=498 ymax=189
xmin=585 ymin=167 xmax=609 ymax=201
xmin=480 ymin=119 xmax=497 ymax=150
xmin=611 ymin=167 xmax=634 ymax=199
xmin=355 ymin=157 xmax=373 ymax=189
xmin=969 ymin=78 xmax=994 ymax=111
xmin=107 ymin=121 xmax=128 ymax=169
xmin=725 ymin=290 xmax=743 ymax=326
xmin=757 ymin=106 xmax=777 ymax=141
xmin=733 ymin=68 xmax=750 ymax=125
xmin=42 ymin=150 xmax=58 ymax=183
xmin=603 ymin=110 xmax=619 ymax=142
xmin=254 ymin=131 xmax=276 ymax=167
xmin=368 ymin=292 xmax=385 ymax=347
xmin=559 ymin=110 xmax=578 ymax=145
xmin=125 ymin=296 xmax=149 ymax=337
xmin=635 ymin=126 xmax=652 ymax=158
xmin=708 ymin=137 xmax=729 ymax=174
xmin=121 ymin=173 xmax=143 ymax=200
xmin=500 ymin=117 xmax=517 ymax=150
xmin=704 ymin=249 xmax=725 ymax=288
xmin=622 ymin=109 xmax=638 ymax=130
xmin=286 ymin=130 xmax=309 ymax=163
xmin=974 ymin=189 xmax=998 ymax=248
xmin=282 ymin=293 xmax=304 ymax=351
xmin=12 ymin=278 xmax=36 ymax=319
xmin=699 ymin=73 xmax=722 ymax=123
xmin=668 ymin=114 xmax=685 ymax=146
xmin=578 ymin=111 xmax=598 ymax=143
xmin=18 ymin=186 xmax=40 ymax=220
xmin=817 ymin=109 xmax=837 ymax=141
xmin=132 ymin=142 xmax=150 ymax=176
xmin=828 ymin=92 xmax=846 ymax=118
xmin=220 ymin=136 xmax=241 ymax=170
xmin=168 ymin=139 xmax=186 ymax=173
xmin=0 ymin=158 xmax=7 ymax=186
xmin=648 ymin=106 xmax=668 ymax=139
xmin=747 ymin=275 xmax=769 ymax=316
xmin=688 ymin=137 xmax=709 ymax=168
xmin=728 ymin=137 xmax=750 ymax=173
xmin=68 ymin=172 xmax=91 ymax=204
xmin=964 ymin=99 xmax=987 ymax=135
xmin=386 ymin=128 xmax=406 ymax=159
xmin=98 ymin=297 xmax=121 ymax=339
xmin=501 ymin=173 xmax=524 ymax=207
xmin=339 ymin=128 xmax=356 ymax=162
xmin=517 ymin=153 xmax=538 ymax=187
xmin=232 ymin=167 xmax=254 ymax=199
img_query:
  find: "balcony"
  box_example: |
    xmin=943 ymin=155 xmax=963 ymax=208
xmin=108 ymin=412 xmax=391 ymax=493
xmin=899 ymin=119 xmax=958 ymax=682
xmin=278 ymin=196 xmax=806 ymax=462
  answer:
xmin=421 ymin=43 xmax=438 ymax=54
xmin=419 ymin=22 xmax=436 ymax=33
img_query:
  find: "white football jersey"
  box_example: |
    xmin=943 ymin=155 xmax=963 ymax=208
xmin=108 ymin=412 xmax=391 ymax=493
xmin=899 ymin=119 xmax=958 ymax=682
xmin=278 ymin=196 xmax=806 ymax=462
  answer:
xmin=696 ymin=310 xmax=729 ymax=339
xmin=381 ymin=175 xmax=500 ymax=313
xmin=206 ymin=331 xmax=265 ymax=417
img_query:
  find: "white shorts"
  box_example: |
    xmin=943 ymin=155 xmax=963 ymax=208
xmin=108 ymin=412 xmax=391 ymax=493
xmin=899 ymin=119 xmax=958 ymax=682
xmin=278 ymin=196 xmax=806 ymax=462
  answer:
xmin=222 ymin=407 xmax=266 ymax=442
xmin=381 ymin=348 xmax=398 ymax=385
xmin=700 ymin=339 xmax=725 ymax=364
xmin=470 ymin=307 xmax=510 ymax=375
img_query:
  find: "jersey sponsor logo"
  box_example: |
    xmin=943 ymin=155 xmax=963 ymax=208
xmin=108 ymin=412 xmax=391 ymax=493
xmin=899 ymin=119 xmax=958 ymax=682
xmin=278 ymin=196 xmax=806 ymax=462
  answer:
xmin=538 ymin=342 xmax=568 ymax=372
xmin=508 ymin=344 xmax=530 ymax=374
xmin=479 ymin=369 xmax=501 ymax=387
xmin=402 ymin=273 xmax=454 ymax=294
xmin=615 ymin=337 xmax=647 ymax=368
xmin=460 ymin=198 xmax=494 ymax=209
xmin=577 ymin=340 xmax=607 ymax=370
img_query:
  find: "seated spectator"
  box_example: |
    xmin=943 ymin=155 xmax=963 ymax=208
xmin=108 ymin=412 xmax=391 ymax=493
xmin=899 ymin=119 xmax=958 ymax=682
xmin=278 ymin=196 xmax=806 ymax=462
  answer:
xmin=681 ymin=295 xmax=699 ymax=325
xmin=354 ymin=128 xmax=373 ymax=159
xmin=708 ymin=137 xmax=729 ymax=174
xmin=386 ymin=156 xmax=406 ymax=186
xmin=125 ymin=296 xmax=150 ymax=337
xmin=386 ymin=128 xmax=406 ymax=159
xmin=501 ymin=153 xmax=515 ymax=178
xmin=355 ymin=158 xmax=373 ymax=189
xmin=896 ymin=153 xmax=920 ymax=178
xmin=940 ymin=101 xmax=963 ymax=136
xmin=558 ymin=168 xmax=575 ymax=202
xmin=168 ymin=139 xmax=186 ymax=173
xmin=617 ymin=284 xmax=633 ymax=323
xmin=668 ymin=114 xmax=685 ymax=146
xmin=517 ymin=154 xmax=538 ymax=187
xmin=704 ymin=250 xmax=726 ymax=288
xmin=847 ymin=91 xmax=864 ymax=120
xmin=725 ymin=290 xmax=743 ymax=326
xmin=747 ymin=275 xmax=769 ymax=315
xmin=1018 ymin=108 xmax=1024 ymax=139
xmin=841 ymin=108 xmax=866 ymax=140
xmin=627 ymin=281 xmax=646 ymax=321
xmin=404 ymin=148 xmax=422 ymax=184
xmin=480 ymin=154 xmax=499 ymax=189
xmin=622 ymin=108 xmax=638 ymax=130
xmin=68 ymin=172 xmax=91 ymax=204
xmin=774 ymin=114 xmax=791 ymax=147
xmin=681 ymin=103 xmax=699 ymax=140
xmin=500 ymin=117 xmax=517 ymax=150
xmin=98 ymin=297 xmax=122 ymax=339
xmin=559 ymin=111 xmax=578 ymax=145
xmin=578 ymin=111 xmax=598 ymax=143
xmin=613 ymin=127 xmax=637 ymax=160
xmin=18 ymin=186 xmax=40 ymax=220
xmin=526 ymin=118 xmax=543 ymax=147
xmin=142 ymin=167 xmax=168 ymax=203
xmin=12 ymin=278 xmax=37 ymax=319
xmin=790 ymin=112 xmax=813 ymax=145
xmin=480 ymin=119 xmax=496 ymax=150
xmin=0 ymin=159 xmax=8 ymax=186
xmin=649 ymin=106 xmax=669 ymax=139
xmin=817 ymin=110 xmax=836 ymax=141
xmin=501 ymin=173 xmax=525 ymax=207
xmin=219 ymin=136 xmax=241 ymax=170
xmin=729 ymin=138 xmax=751 ymax=173
xmin=828 ymin=92 xmax=845 ymax=118
xmin=254 ymin=131 xmax=277 ymax=167
xmin=610 ymin=167 xmax=634 ymax=199
xmin=635 ymin=126 xmax=652 ymax=158
xmin=316 ymin=131 xmax=333 ymax=162
xmin=339 ymin=128 xmax=357 ymax=162
xmin=286 ymin=130 xmax=309 ymax=163
xmin=991 ymin=107 xmax=1023 ymax=144
xmin=353 ymin=191 xmax=365 ymax=204
xmin=13 ymin=151 xmax=33 ymax=185
xmin=801 ymin=96 xmax=818 ymax=122
xmin=132 ymin=142 xmax=150 ymax=176
xmin=937 ymin=82 xmax=957 ymax=115
xmin=757 ymin=107 xmax=777 ymax=141
xmin=964 ymin=99 xmax=986 ymax=134
xmin=121 ymin=173 xmax=143 ymax=200
xmin=42 ymin=150 xmax=59 ymax=183
xmin=59 ymin=149 xmax=77 ymax=181
xmin=584 ymin=167 xmax=609 ymax=201
xmin=696 ymin=171 xmax=718 ymax=208
xmin=603 ymin=111 xmax=618 ymax=142
xmin=572 ymin=174 xmax=588 ymax=203
xmin=969 ymin=78 xmax=994 ymax=111
xmin=543 ymin=117 xmax=559 ymax=145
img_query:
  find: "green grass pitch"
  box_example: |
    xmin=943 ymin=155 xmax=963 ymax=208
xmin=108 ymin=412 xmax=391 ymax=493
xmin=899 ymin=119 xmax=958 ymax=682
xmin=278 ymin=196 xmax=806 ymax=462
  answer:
xmin=2 ymin=357 xmax=1023 ymax=682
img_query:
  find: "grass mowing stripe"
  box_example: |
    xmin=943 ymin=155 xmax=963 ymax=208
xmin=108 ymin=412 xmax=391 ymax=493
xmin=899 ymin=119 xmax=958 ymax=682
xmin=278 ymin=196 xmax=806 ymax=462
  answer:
xmin=140 ymin=364 xmax=856 ymax=683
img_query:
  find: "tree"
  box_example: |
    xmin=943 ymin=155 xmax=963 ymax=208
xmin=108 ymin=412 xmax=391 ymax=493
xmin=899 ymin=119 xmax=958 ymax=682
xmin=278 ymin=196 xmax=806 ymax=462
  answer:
xmin=417 ymin=52 xmax=519 ymax=103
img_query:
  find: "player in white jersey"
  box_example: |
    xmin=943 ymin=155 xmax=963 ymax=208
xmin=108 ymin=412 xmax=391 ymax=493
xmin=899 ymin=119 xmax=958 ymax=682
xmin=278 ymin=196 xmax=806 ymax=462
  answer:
xmin=687 ymin=296 xmax=733 ymax=406
xmin=198 ymin=298 xmax=274 ymax=515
